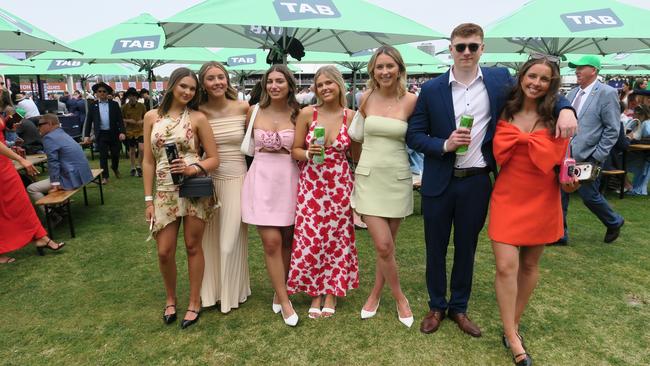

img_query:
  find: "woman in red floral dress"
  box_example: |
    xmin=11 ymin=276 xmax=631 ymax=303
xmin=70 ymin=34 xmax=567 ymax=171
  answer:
xmin=287 ymin=66 xmax=359 ymax=318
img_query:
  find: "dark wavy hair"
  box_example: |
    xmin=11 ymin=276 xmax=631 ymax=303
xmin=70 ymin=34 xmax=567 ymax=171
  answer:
xmin=259 ymin=64 xmax=300 ymax=124
xmin=198 ymin=61 xmax=238 ymax=104
xmin=157 ymin=67 xmax=200 ymax=117
xmin=502 ymin=58 xmax=561 ymax=132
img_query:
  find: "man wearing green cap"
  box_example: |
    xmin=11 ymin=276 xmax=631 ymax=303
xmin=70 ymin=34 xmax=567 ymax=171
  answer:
xmin=558 ymin=55 xmax=624 ymax=245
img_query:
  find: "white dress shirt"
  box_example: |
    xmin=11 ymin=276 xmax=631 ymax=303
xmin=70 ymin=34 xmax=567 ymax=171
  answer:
xmin=572 ymin=78 xmax=598 ymax=116
xmin=448 ymin=66 xmax=490 ymax=169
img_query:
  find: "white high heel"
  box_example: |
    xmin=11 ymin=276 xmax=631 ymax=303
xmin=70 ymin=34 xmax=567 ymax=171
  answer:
xmin=280 ymin=301 xmax=299 ymax=327
xmin=360 ymin=299 xmax=381 ymax=319
xmin=397 ymin=299 xmax=414 ymax=328
xmin=272 ymin=293 xmax=281 ymax=314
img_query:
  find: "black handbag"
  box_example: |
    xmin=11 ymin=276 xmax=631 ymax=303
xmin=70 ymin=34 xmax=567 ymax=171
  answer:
xmin=179 ymin=163 xmax=213 ymax=198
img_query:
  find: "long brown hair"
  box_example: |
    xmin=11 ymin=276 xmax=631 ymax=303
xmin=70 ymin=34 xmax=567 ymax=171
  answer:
xmin=259 ymin=64 xmax=300 ymax=124
xmin=367 ymin=45 xmax=407 ymax=98
xmin=502 ymin=58 xmax=561 ymax=132
xmin=198 ymin=61 xmax=238 ymax=104
xmin=157 ymin=67 xmax=200 ymax=117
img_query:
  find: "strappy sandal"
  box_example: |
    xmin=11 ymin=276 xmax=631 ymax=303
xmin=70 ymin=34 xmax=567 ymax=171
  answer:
xmin=0 ymin=256 xmax=16 ymax=264
xmin=512 ymin=352 xmax=532 ymax=366
xmin=36 ymin=239 xmax=65 ymax=256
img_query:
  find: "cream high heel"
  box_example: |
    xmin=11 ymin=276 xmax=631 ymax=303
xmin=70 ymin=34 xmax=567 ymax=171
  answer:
xmin=272 ymin=293 xmax=281 ymax=314
xmin=397 ymin=299 xmax=414 ymax=328
xmin=360 ymin=298 xmax=381 ymax=319
xmin=280 ymin=301 xmax=299 ymax=327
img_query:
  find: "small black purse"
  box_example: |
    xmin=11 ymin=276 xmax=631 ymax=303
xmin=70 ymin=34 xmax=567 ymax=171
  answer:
xmin=179 ymin=163 xmax=213 ymax=198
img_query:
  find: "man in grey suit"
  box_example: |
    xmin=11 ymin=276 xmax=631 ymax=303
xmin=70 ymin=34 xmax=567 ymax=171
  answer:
xmin=27 ymin=114 xmax=94 ymax=215
xmin=558 ymin=55 xmax=625 ymax=244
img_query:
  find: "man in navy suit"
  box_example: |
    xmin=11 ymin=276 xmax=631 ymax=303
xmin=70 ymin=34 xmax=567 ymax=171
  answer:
xmin=27 ymin=114 xmax=94 ymax=215
xmin=406 ymin=23 xmax=577 ymax=337
xmin=83 ymin=82 xmax=125 ymax=184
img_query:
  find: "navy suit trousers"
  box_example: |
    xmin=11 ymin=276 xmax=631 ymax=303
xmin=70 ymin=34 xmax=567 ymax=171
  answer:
xmin=422 ymin=173 xmax=492 ymax=314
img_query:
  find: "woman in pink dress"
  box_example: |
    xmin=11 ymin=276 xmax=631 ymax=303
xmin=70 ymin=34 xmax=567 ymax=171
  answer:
xmin=287 ymin=65 xmax=359 ymax=319
xmin=241 ymin=65 xmax=301 ymax=326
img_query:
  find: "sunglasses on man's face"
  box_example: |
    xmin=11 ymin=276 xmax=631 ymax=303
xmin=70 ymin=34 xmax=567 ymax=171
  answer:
xmin=96 ymin=90 xmax=107 ymax=94
xmin=453 ymin=43 xmax=481 ymax=53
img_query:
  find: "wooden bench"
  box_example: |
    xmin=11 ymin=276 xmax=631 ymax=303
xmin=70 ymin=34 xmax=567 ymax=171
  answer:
xmin=35 ymin=169 xmax=105 ymax=239
xmin=600 ymin=170 xmax=626 ymax=199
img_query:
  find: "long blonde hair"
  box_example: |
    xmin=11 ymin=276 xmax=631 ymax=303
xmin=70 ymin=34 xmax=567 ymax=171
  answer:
xmin=314 ymin=65 xmax=346 ymax=108
xmin=366 ymin=45 xmax=407 ymax=98
xmin=198 ymin=61 xmax=238 ymax=103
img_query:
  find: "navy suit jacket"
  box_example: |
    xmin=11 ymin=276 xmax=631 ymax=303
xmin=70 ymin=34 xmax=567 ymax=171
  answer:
xmin=44 ymin=128 xmax=94 ymax=190
xmin=83 ymin=99 xmax=125 ymax=138
xmin=406 ymin=66 xmax=572 ymax=197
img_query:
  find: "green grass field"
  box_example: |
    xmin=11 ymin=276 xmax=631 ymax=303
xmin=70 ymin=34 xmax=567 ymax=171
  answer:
xmin=1 ymin=158 xmax=649 ymax=365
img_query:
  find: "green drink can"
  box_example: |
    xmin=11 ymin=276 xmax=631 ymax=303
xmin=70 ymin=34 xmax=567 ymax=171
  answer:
xmin=312 ymin=126 xmax=326 ymax=164
xmin=456 ymin=114 xmax=474 ymax=155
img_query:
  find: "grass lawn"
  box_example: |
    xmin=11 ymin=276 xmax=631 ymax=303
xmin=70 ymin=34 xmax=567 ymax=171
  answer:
xmin=1 ymin=157 xmax=649 ymax=365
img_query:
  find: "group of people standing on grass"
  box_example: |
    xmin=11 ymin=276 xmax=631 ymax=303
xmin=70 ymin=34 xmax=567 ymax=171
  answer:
xmin=141 ymin=22 xmax=640 ymax=366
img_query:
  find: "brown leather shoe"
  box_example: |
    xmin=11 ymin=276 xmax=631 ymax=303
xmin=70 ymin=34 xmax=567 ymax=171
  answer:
xmin=448 ymin=312 xmax=482 ymax=337
xmin=420 ymin=310 xmax=445 ymax=334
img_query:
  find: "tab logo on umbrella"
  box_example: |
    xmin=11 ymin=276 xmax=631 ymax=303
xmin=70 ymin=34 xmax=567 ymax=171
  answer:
xmin=111 ymin=35 xmax=160 ymax=54
xmin=613 ymin=53 xmax=630 ymax=61
xmin=560 ymin=8 xmax=623 ymax=32
xmin=48 ymin=60 xmax=84 ymax=71
xmin=0 ymin=10 xmax=33 ymax=34
xmin=273 ymin=0 xmax=341 ymax=21
xmin=228 ymin=55 xmax=257 ymax=66
xmin=246 ymin=25 xmax=295 ymax=39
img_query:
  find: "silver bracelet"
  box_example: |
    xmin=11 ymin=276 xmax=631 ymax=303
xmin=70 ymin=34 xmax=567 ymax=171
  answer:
xmin=144 ymin=195 xmax=154 ymax=202
xmin=305 ymin=150 xmax=311 ymax=161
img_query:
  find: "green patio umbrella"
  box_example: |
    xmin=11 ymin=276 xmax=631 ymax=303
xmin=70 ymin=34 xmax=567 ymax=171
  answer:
xmin=188 ymin=51 xmax=298 ymax=93
xmin=601 ymin=53 xmax=650 ymax=71
xmin=0 ymin=59 xmax=140 ymax=76
xmin=407 ymin=65 xmax=450 ymax=75
xmin=484 ymin=0 xmax=650 ymax=56
xmin=0 ymin=53 xmax=30 ymax=67
xmin=160 ymin=0 xmax=444 ymax=64
xmin=0 ymin=8 xmax=79 ymax=54
xmin=32 ymin=13 xmax=219 ymax=107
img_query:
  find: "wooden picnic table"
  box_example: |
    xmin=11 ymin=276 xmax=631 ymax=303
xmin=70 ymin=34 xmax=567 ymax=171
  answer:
xmin=629 ymin=144 xmax=650 ymax=151
xmin=13 ymin=153 xmax=47 ymax=171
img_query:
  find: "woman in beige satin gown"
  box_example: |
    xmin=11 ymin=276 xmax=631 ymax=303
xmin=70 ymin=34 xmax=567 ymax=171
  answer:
xmin=198 ymin=61 xmax=251 ymax=313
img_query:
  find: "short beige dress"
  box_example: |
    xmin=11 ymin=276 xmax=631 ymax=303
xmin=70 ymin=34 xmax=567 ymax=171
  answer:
xmin=353 ymin=115 xmax=413 ymax=218
xmin=149 ymin=109 xmax=215 ymax=239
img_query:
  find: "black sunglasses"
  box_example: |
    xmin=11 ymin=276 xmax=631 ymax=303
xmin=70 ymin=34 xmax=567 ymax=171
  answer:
xmin=38 ymin=121 xmax=49 ymax=126
xmin=96 ymin=89 xmax=107 ymax=93
xmin=453 ymin=43 xmax=481 ymax=53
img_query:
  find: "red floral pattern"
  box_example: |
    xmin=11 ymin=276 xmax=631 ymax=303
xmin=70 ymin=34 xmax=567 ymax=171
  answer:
xmin=287 ymin=115 xmax=358 ymax=297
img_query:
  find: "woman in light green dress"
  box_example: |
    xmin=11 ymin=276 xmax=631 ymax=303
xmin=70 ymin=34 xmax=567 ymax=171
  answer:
xmin=354 ymin=46 xmax=417 ymax=328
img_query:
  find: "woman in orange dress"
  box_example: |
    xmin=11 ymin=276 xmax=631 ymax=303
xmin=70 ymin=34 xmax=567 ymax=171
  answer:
xmin=488 ymin=57 xmax=579 ymax=366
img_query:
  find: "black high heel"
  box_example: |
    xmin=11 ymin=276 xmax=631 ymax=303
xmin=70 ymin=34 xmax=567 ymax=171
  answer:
xmin=180 ymin=309 xmax=200 ymax=329
xmin=36 ymin=239 xmax=65 ymax=256
xmin=162 ymin=304 xmax=177 ymax=324
xmin=502 ymin=332 xmax=525 ymax=349
xmin=513 ymin=352 xmax=532 ymax=366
